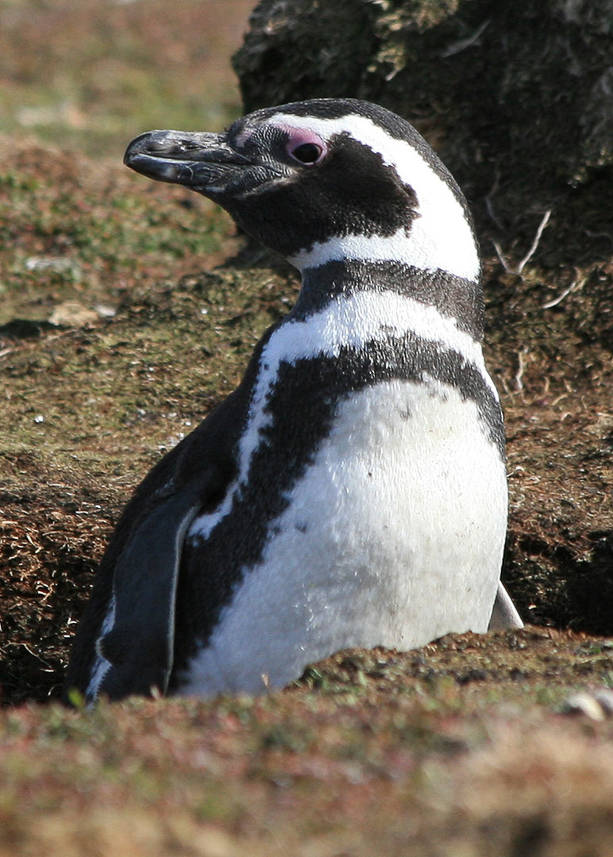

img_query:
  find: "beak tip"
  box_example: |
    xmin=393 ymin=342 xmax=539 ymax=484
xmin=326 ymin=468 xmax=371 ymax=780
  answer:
xmin=121 ymin=129 xmax=246 ymax=191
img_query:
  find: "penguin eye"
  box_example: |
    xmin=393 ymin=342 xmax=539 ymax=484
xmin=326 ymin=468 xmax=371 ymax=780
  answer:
xmin=289 ymin=142 xmax=324 ymax=165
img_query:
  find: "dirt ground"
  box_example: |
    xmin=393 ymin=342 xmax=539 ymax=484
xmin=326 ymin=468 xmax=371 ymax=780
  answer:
xmin=1 ymin=1 xmax=613 ymax=854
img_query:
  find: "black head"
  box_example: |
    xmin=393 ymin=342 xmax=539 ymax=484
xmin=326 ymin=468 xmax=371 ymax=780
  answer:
xmin=124 ymin=98 xmax=479 ymax=280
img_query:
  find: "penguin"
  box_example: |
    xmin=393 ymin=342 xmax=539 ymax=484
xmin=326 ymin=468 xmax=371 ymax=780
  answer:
xmin=64 ymin=98 xmax=522 ymax=704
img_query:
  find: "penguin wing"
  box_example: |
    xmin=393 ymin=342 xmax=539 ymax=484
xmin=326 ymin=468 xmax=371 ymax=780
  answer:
xmin=63 ymin=383 xmax=248 ymax=704
xmin=488 ymin=582 xmax=523 ymax=631
xmin=96 ymin=469 xmax=222 ymax=700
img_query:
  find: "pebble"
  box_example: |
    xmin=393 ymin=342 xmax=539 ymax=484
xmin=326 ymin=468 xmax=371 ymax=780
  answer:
xmin=562 ymin=688 xmax=613 ymax=721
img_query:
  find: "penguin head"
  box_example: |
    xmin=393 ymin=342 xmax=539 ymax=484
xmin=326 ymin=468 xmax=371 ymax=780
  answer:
xmin=124 ymin=98 xmax=479 ymax=281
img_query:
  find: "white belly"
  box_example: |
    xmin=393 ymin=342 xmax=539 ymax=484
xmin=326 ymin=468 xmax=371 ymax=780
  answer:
xmin=178 ymin=376 xmax=507 ymax=696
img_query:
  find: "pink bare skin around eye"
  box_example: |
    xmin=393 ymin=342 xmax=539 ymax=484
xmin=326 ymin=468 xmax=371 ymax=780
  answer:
xmin=234 ymin=122 xmax=328 ymax=162
xmin=277 ymin=124 xmax=328 ymax=160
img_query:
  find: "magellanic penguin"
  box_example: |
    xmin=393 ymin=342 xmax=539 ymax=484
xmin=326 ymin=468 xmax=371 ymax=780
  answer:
xmin=65 ymin=98 xmax=522 ymax=704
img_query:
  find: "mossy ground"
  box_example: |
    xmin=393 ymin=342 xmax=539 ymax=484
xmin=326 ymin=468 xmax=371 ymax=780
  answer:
xmin=3 ymin=635 xmax=613 ymax=855
xmin=1 ymin=1 xmax=613 ymax=854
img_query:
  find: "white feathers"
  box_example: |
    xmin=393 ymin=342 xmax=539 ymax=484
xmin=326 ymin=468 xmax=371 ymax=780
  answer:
xmin=188 ymin=289 xmax=496 ymax=541
xmin=268 ymin=112 xmax=481 ymax=282
xmin=180 ymin=378 xmax=507 ymax=696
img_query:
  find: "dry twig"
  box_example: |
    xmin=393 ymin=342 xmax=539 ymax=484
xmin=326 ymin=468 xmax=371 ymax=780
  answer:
xmin=492 ymin=210 xmax=552 ymax=277
xmin=516 ymin=210 xmax=551 ymax=275
xmin=542 ymin=271 xmax=584 ymax=309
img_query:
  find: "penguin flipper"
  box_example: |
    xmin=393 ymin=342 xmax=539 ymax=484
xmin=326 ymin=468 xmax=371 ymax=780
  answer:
xmin=488 ymin=582 xmax=524 ymax=631
xmin=63 ymin=456 xmax=230 ymax=705
xmin=96 ymin=477 xmax=209 ymax=700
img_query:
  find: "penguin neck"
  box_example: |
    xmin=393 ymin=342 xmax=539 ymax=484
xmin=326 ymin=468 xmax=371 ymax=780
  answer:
xmin=291 ymin=258 xmax=485 ymax=341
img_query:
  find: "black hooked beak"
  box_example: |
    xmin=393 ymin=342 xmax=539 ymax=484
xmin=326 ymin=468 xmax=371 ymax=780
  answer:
xmin=123 ymin=130 xmax=251 ymax=192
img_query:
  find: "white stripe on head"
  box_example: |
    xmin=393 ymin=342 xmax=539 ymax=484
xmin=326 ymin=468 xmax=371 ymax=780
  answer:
xmin=266 ymin=113 xmax=480 ymax=282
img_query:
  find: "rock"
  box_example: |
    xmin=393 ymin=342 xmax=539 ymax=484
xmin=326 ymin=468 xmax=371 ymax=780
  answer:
xmin=49 ymin=301 xmax=100 ymax=328
xmin=563 ymin=689 xmax=613 ymax=720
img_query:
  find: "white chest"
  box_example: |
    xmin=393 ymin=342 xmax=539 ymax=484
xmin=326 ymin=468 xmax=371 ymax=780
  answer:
xmin=178 ymin=375 xmax=507 ymax=697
